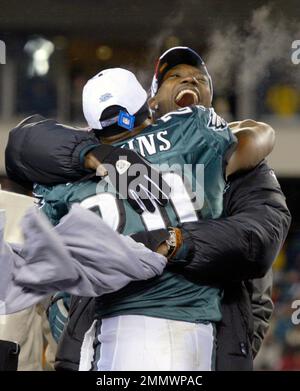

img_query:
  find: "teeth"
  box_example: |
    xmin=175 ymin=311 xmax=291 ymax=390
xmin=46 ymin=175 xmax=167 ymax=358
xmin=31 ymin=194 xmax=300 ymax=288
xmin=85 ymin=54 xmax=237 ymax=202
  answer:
xmin=175 ymin=89 xmax=199 ymax=103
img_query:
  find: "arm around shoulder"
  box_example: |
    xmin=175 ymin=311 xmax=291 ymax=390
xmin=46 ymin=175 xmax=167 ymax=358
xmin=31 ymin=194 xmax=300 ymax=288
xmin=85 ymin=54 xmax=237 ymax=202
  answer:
xmin=226 ymin=120 xmax=275 ymax=177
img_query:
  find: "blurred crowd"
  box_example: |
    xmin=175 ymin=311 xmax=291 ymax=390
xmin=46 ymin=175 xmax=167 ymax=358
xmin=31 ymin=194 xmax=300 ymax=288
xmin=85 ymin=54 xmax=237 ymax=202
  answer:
xmin=255 ymin=229 xmax=300 ymax=370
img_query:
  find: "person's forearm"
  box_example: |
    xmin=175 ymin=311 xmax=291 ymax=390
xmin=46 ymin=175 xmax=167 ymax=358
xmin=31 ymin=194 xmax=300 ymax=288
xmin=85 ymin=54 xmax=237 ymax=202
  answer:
xmin=169 ymin=204 xmax=288 ymax=283
xmin=5 ymin=115 xmax=99 ymax=186
xmin=169 ymin=163 xmax=291 ymax=283
xmin=132 ymin=184 xmax=290 ymax=283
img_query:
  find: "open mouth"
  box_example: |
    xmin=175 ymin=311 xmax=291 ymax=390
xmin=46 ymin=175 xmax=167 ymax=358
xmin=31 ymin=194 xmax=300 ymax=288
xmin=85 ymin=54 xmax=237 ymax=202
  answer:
xmin=175 ymin=89 xmax=199 ymax=108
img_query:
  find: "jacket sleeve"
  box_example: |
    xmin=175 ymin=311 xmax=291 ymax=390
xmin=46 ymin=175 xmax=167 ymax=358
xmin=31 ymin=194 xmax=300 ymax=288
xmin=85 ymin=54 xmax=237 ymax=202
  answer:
xmin=247 ymin=269 xmax=274 ymax=357
xmin=0 ymin=210 xmax=14 ymax=305
xmin=5 ymin=115 xmax=99 ymax=187
xmin=12 ymin=205 xmax=167 ymax=299
xmin=0 ymin=209 xmax=48 ymax=315
xmin=168 ymin=161 xmax=291 ymax=283
xmin=1 ymin=205 xmax=167 ymax=314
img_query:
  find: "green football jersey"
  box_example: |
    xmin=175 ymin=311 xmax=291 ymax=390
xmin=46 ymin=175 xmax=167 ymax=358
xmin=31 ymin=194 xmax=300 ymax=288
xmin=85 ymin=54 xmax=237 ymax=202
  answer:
xmin=34 ymin=105 xmax=236 ymax=324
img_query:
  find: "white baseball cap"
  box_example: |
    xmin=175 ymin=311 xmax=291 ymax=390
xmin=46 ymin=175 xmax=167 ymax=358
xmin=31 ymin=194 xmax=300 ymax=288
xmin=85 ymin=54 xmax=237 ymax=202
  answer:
xmin=82 ymin=68 xmax=147 ymax=130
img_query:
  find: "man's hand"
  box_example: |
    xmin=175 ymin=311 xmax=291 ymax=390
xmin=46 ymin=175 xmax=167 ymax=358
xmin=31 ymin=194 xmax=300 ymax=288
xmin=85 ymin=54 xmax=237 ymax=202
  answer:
xmin=157 ymin=242 xmax=169 ymax=256
xmin=85 ymin=145 xmax=171 ymax=214
xmin=131 ymin=227 xmax=183 ymax=259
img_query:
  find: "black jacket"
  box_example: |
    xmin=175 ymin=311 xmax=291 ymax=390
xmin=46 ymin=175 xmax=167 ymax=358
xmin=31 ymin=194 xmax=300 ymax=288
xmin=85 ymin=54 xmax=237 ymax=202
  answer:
xmin=5 ymin=115 xmax=99 ymax=188
xmin=173 ymin=162 xmax=291 ymax=370
xmin=172 ymin=162 xmax=290 ymax=282
xmin=5 ymin=117 xmax=291 ymax=370
xmin=53 ymin=163 xmax=290 ymax=371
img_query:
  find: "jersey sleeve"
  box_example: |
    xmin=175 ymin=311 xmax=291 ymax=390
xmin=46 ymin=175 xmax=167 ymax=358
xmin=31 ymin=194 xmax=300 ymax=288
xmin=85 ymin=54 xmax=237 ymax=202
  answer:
xmin=177 ymin=106 xmax=237 ymax=170
xmin=33 ymin=184 xmax=69 ymax=226
xmin=195 ymin=106 xmax=237 ymax=164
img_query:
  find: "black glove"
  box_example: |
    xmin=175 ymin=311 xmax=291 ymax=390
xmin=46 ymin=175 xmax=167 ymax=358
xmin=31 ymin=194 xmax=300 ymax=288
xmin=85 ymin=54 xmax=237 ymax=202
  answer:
xmin=91 ymin=145 xmax=171 ymax=214
xmin=131 ymin=227 xmax=185 ymax=259
xmin=131 ymin=229 xmax=170 ymax=252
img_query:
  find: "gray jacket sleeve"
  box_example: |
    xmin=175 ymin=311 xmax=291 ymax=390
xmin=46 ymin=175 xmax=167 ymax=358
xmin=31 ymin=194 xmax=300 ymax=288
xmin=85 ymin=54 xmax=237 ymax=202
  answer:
xmin=0 ymin=209 xmax=14 ymax=306
xmin=0 ymin=209 xmax=48 ymax=314
xmin=249 ymin=269 xmax=274 ymax=357
xmin=1 ymin=205 xmax=166 ymax=314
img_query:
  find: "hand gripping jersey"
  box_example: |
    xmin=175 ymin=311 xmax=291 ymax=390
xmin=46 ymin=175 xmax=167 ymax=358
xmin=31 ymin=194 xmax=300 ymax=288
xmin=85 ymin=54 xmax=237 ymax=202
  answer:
xmin=35 ymin=106 xmax=236 ymax=324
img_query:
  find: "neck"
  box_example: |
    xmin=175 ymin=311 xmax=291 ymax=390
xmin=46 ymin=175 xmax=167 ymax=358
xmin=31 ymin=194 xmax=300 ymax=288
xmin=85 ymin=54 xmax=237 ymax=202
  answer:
xmin=99 ymin=118 xmax=152 ymax=144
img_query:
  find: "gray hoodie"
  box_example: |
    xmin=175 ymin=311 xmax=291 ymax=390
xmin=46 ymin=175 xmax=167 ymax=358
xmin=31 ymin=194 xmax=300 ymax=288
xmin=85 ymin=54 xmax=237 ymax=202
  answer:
xmin=0 ymin=205 xmax=166 ymax=315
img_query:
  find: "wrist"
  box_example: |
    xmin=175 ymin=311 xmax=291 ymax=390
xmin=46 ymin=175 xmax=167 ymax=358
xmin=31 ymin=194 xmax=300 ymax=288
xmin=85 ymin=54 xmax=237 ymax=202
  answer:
xmin=157 ymin=242 xmax=169 ymax=257
xmin=165 ymin=227 xmax=183 ymax=259
xmin=79 ymin=144 xmax=100 ymax=169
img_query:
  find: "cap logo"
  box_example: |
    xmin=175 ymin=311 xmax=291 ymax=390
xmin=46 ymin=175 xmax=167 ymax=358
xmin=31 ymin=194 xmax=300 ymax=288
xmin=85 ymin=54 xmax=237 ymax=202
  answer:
xmin=159 ymin=62 xmax=168 ymax=74
xmin=118 ymin=110 xmax=135 ymax=130
xmin=99 ymin=93 xmax=113 ymax=102
xmin=116 ymin=159 xmax=131 ymax=175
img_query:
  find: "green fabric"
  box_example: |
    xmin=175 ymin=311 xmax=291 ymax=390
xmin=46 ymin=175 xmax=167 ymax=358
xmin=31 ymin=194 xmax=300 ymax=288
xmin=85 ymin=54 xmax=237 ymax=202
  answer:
xmin=34 ymin=106 xmax=236 ymax=324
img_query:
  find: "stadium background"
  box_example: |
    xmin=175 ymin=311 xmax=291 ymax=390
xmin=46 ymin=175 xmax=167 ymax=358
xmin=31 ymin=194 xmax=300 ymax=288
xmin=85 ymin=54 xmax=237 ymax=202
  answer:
xmin=0 ymin=0 xmax=299 ymax=370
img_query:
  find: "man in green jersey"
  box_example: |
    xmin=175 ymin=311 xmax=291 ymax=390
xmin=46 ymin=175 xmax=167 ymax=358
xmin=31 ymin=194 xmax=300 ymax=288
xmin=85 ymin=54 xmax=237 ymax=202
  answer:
xmin=28 ymin=63 xmax=273 ymax=370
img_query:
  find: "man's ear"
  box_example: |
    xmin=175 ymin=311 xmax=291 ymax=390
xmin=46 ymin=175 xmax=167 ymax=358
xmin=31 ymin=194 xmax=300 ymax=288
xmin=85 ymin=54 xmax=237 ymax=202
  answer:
xmin=148 ymin=96 xmax=157 ymax=111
